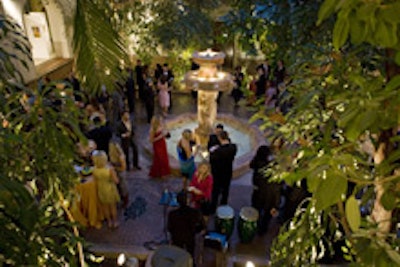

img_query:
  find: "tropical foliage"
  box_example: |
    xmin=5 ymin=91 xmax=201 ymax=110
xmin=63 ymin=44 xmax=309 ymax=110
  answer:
xmin=224 ymin=0 xmax=400 ymax=266
xmin=3 ymin=0 xmax=400 ymax=265
xmin=0 ymin=14 xmax=95 ymax=266
xmin=72 ymin=0 xmax=127 ymax=95
xmin=111 ymin=0 xmax=218 ymax=53
xmin=70 ymin=0 xmax=229 ymax=94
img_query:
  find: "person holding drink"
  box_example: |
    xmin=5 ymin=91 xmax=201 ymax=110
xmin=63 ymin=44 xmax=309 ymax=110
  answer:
xmin=188 ymin=161 xmax=213 ymax=217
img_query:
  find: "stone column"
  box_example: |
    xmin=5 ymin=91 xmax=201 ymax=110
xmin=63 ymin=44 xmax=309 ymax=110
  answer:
xmin=195 ymin=90 xmax=218 ymax=149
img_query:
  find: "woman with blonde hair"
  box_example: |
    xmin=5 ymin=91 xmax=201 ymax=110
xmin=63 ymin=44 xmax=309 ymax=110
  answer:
xmin=177 ymin=129 xmax=197 ymax=180
xmin=188 ymin=161 xmax=213 ymax=215
xmin=92 ymin=150 xmax=120 ymax=228
xmin=149 ymin=115 xmax=171 ymax=178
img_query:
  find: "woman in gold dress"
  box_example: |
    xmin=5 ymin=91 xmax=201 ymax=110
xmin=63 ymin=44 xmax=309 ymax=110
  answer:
xmin=92 ymin=151 xmax=120 ymax=228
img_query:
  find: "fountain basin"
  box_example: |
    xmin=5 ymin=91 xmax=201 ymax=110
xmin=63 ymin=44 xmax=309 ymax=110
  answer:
xmin=184 ymin=70 xmax=233 ymax=91
xmin=143 ymin=113 xmax=266 ymax=178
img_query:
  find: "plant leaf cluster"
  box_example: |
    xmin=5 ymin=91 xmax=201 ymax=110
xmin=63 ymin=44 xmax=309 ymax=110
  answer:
xmin=73 ymin=0 xmax=127 ymax=95
xmin=0 ymin=14 xmax=97 ymax=266
xmin=227 ymin=0 xmax=400 ymax=265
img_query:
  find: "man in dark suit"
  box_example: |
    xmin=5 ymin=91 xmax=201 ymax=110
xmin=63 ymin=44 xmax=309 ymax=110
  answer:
xmin=210 ymin=131 xmax=237 ymax=212
xmin=87 ymin=116 xmax=112 ymax=155
xmin=117 ymin=111 xmax=141 ymax=171
xmin=207 ymin=124 xmax=224 ymax=152
xmin=262 ymin=58 xmax=271 ymax=80
xmin=135 ymin=59 xmax=144 ymax=101
xmin=125 ymin=68 xmax=136 ymax=113
xmin=142 ymin=77 xmax=155 ymax=124
xmin=168 ymin=191 xmax=205 ymax=258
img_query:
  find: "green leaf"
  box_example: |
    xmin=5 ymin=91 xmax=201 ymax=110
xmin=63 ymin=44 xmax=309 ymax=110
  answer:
xmin=381 ymin=189 xmax=397 ymax=211
xmin=343 ymin=110 xmax=364 ymax=141
xmin=333 ymin=11 xmax=350 ymax=50
xmin=386 ymin=249 xmax=400 ymax=265
xmin=317 ymin=0 xmax=337 ymax=25
xmin=356 ymin=3 xmax=378 ymax=22
xmin=308 ymin=164 xmax=330 ymax=192
xmin=379 ymin=3 xmax=400 ymax=24
xmin=349 ymin=14 xmax=367 ymax=45
xmin=345 ymin=195 xmax=361 ymax=232
xmin=307 ymin=173 xmax=321 ymax=193
xmin=385 ymin=75 xmax=400 ymax=91
xmin=375 ymin=20 xmax=398 ymax=48
xmin=337 ymin=106 xmax=360 ymax=129
xmin=315 ymin=170 xmax=347 ymax=211
xmin=395 ymin=51 xmax=400 ymax=66
xmin=73 ymin=0 xmax=127 ymax=95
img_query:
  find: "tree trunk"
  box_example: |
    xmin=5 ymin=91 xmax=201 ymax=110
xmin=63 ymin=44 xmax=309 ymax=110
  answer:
xmin=371 ymin=132 xmax=393 ymax=233
xmin=371 ymin=49 xmax=400 ymax=234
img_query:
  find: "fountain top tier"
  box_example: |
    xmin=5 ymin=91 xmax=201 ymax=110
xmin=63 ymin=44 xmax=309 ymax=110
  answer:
xmin=184 ymin=49 xmax=233 ymax=92
xmin=192 ymin=48 xmax=225 ymax=65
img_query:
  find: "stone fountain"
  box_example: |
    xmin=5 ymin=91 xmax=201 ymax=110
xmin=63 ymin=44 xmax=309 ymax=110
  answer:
xmin=184 ymin=49 xmax=234 ymax=153
xmin=143 ymin=49 xmax=265 ymax=178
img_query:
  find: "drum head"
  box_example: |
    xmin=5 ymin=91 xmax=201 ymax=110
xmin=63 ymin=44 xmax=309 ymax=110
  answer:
xmin=240 ymin=206 xmax=259 ymax=221
xmin=216 ymin=205 xmax=234 ymax=219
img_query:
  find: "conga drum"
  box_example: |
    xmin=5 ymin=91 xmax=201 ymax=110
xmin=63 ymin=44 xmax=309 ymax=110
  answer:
xmin=215 ymin=205 xmax=235 ymax=238
xmin=238 ymin=207 xmax=259 ymax=243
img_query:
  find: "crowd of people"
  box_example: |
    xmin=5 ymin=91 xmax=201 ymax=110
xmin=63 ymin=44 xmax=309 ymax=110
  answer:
xmin=230 ymin=58 xmax=292 ymax=115
xmin=35 ymin=56 xmax=300 ymax=262
xmin=165 ymin=59 xmax=299 ymax=261
xmin=64 ymin=59 xmax=178 ymax=231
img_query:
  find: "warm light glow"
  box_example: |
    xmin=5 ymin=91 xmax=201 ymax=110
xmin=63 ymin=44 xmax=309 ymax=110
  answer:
xmin=201 ymin=151 xmax=209 ymax=159
xmin=3 ymin=0 xmax=25 ymax=28
xmin=183 ymin=49 xmax=233 ymax=147
xmin=117 ymin=253 xmax=126 ymax=266
xmin=246 ymin=261 xmax=255 ymax=267
xmin=198 ymin=48 xmax=218 ymax=58
xmin=127 ymin=11 xmax=133 ymax=21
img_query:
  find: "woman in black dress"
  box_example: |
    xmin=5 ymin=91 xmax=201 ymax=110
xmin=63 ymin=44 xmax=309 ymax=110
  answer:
xmin=250 ymin=145 xmax=281 ymax=235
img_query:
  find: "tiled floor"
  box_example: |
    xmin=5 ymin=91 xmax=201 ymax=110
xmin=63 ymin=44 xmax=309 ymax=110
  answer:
xmin=83 ymin=92 xmax=275 ymax=266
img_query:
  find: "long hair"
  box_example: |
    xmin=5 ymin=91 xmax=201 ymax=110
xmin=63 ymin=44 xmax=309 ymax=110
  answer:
xmin=150 ymin=115 xmax=162 ymax=134
xmin=250 ymin=145 xmax=272 ymax=169
xmin=196 ymin=161 xmax=211 ymax=181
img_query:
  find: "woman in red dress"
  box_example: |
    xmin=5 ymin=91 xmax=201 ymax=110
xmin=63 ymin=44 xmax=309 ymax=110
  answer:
xmin=149 ymin=115 xmax=171 ymax=178
xmin=188 ymin=161 xmax=213 ymax=215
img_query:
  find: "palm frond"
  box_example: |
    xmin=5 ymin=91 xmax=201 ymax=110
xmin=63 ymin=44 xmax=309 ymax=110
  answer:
xmin=0 ymin=15 xmax=33 ymax=84
xmin=73 ymin=0 xmax=127 ymax=95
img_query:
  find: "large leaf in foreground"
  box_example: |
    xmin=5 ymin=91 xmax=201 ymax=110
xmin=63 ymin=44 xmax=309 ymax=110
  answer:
xmin=315 ymin=170 xmax=347 ymax=211
xmin=73 ymin=0 xmax=127 ymax=95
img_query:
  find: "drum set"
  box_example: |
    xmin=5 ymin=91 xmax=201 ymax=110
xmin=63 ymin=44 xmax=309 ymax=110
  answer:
xmin=215 ymin=205 xmax=259 ymax=244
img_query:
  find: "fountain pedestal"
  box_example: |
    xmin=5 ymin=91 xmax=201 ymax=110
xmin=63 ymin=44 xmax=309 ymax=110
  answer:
xmin=195 ymin=90 xmax=218 ymax=149
xmin=184 ymin=49 xmax=234 ymax=151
